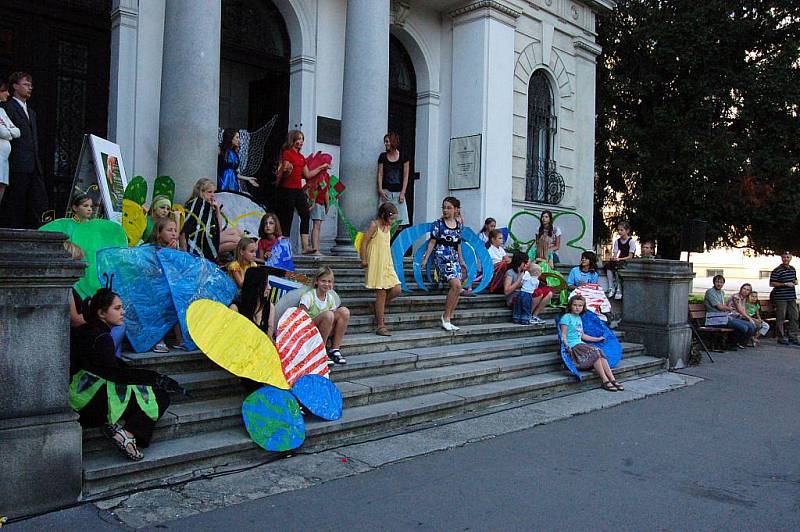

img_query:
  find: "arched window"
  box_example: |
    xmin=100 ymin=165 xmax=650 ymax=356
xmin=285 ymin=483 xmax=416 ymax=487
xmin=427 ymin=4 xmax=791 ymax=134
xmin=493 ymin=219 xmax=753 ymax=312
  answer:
xmin=525 ymin=71 xmax=563 ymax=204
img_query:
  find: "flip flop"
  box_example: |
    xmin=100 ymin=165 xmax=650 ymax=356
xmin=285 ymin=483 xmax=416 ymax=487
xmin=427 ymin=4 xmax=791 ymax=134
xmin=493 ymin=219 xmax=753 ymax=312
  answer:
xmin=611 ymin=381 xmax=624 ymax=391
xmin=601 ymin=381 xmax=618 ymax=392
xmin=375 ymin=326 xmax=391 ymax=336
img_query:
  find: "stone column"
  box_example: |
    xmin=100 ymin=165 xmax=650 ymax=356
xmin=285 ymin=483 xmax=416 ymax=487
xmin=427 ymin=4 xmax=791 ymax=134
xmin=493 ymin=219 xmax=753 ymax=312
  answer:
xmin=158 ymin=0 xmax=221 ymax=204
xmin=108 ymin=0 xmax=139 ymax=170
xmin=0 ymin=230 xmax=86 ymax=517
xmin=333 ymin=0 xmax=390 ymax=255
xmin=619 ymin=259 xmax=694 ymax=369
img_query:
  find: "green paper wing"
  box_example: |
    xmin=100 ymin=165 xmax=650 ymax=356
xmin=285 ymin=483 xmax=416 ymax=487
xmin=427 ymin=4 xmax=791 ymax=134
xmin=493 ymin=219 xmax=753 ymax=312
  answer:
xmin=124 ymin=176 xmax=148 ymax=206
xmin=152 ymin=175 xmax=175 ymax=204
xmin=68 ymin=370 xmax=105 ymax=412
xmin=41 ymin=218 xmax=128 ymax=299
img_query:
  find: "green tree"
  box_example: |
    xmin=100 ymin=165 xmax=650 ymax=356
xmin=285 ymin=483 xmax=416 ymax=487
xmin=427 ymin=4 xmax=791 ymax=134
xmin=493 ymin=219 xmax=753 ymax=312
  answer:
xmin=595 ymin=0 xmax=800 ymax=259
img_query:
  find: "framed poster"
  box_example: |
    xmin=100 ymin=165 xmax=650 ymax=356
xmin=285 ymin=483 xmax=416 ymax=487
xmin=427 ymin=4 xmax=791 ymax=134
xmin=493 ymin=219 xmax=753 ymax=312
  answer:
xmin=70 ymin=134 xmax=129 ymax=223
xmin=448 ymin=134 xmax=482 ymax=190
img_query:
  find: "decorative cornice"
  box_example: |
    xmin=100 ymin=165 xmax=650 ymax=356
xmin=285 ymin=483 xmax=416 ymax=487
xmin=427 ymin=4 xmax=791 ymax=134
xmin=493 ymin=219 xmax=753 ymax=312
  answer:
xmin=577 ymin=0 xmax=616 ymax=13
xmin=449 ymin=1 xmax=521 ymax=20
xmin=390 ymin=0 xmax=412 ymax=27
xmin=573 ymin=38 xmax=602 ymax=58
xmin=289 ymin=55 xmax=316 ymax=74
xmin=417 ymin=90 xmax=441 ymax=105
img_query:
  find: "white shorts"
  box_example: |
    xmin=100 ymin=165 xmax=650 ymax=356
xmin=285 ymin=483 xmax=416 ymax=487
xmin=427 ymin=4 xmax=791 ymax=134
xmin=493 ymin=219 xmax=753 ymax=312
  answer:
xmin=380 ymin=190 xmax=409 ymax=225
xmin=309 ymin=203 xmax=326 ymax=221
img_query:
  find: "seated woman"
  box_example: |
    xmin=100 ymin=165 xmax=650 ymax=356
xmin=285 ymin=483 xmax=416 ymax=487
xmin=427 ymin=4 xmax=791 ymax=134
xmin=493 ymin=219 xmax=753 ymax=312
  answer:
xmin=70 ymin=287 xmax=179 ymax=461
xmin=566 ymin=250 xmax=613 ymax=323
xmin=727 ymin=283 xmax=758 ymax=348
xmin=567 ymin=250 xmax=599 ymax=291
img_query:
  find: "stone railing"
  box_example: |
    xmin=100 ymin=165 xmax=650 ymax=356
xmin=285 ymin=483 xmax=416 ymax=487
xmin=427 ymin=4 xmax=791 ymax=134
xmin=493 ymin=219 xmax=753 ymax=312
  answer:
xmin=0 ymin=229 xmax=85 ymax=517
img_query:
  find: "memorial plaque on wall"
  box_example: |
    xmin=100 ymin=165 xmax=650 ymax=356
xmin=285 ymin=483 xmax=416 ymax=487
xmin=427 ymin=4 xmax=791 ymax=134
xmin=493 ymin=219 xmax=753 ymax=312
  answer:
xmin=448 ymin=134 xmax=481 ymax=190
xmin=317 ymin=116 xmax=341 ymax=146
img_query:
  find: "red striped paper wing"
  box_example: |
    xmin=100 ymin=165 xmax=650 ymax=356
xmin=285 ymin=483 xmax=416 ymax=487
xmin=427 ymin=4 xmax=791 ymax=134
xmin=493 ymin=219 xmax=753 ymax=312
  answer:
xmin=276 ymin=307 xmax=329 ymax=385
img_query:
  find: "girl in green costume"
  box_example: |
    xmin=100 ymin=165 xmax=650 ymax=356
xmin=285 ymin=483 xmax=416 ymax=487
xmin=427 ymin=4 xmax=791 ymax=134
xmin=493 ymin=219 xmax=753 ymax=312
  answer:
xmin=70 ymin=288 xmax=179 ymax=461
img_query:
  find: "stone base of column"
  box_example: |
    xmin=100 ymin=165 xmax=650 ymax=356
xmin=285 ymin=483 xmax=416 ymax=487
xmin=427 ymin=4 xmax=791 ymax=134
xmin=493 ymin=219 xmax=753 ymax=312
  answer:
xmin=0 ymin=411 xmax=83 ymax=517
xmin=620 ymin=323 xmax=692 ymax=369
xmin=331 ymin=235 xmax=359 ymax=256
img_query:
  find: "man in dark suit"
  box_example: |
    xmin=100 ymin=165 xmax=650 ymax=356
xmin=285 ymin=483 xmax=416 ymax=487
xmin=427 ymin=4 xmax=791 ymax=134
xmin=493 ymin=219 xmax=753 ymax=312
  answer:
xmin=0 ymin=71 xmax=48 ymax=229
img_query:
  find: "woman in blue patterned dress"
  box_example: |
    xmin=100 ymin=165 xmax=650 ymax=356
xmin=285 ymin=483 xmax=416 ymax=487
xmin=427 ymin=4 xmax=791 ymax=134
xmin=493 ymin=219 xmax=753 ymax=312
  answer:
xmin=422 ymin=196 xmax=467 ymax=331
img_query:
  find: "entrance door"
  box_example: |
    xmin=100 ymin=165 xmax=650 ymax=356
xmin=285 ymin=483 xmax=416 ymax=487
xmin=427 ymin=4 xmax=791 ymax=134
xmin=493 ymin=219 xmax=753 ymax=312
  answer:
xmin=388 ymin=35 xmax=417 ymax=224
xmin=220 ymin=0 xmax=290 ymax=210
xmin=1 ymin=0 xmax=110 ymax=217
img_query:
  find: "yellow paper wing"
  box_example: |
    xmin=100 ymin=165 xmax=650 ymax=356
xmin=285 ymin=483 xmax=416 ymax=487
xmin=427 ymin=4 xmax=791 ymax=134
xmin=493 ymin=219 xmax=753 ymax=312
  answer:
xmin=122 ymin=198 xmax=147 ymax=246
xmin=187 ymin=299 xmax=289 ymax=389
xmin=353 ymin=231 xmax=364 ymax=254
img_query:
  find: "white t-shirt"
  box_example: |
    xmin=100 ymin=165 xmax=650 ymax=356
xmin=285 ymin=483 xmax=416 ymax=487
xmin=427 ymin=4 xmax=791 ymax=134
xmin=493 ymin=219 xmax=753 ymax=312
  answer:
xmin=488 ymin=244 xmax=506 ymax=265
xmin=520 ymin=271 xmax=539 ymax=294
xmin=612 ymin=236 xmax=638 ymax=258
xmin=299 ymin=289 xmax=339 ymax=318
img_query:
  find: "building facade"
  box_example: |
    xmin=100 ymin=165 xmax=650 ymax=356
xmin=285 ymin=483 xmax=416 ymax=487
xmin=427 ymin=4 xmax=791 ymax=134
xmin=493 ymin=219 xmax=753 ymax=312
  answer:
xmin=3 ymin=0 xmax=612 ymax=262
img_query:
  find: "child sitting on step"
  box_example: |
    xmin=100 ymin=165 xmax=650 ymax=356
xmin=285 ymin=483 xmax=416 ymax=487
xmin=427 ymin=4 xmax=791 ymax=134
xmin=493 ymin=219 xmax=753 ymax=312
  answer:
xmin=560 ymin=294 xmax=623 ymax=392
xmin=227 ymin=237 xmax=258 ymax=288
xmin=513 ymin=262 xmax=552 ymax=325
xmin=149 ymin=218 xmax=187 ymax=352
xmin=299 ymin=266 xmax=350 ymax=365
xmin=360 ymin=202 xmax=401 ymax=337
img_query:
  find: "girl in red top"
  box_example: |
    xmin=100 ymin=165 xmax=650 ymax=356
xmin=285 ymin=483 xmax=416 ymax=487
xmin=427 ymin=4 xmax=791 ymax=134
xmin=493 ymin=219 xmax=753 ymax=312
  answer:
xmin=275 ymin=130 xmax=330 ymax=254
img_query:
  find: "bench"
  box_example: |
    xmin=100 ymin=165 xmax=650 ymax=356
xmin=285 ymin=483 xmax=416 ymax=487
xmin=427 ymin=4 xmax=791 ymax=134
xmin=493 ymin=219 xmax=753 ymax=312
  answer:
xmin=688 ymin=303 xmax=734 ymax=352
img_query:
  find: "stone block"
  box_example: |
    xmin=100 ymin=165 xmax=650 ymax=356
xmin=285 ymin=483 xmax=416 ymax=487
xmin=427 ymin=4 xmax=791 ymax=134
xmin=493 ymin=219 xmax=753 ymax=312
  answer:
xmin=0 ymin=412 xmax=83 ymax=517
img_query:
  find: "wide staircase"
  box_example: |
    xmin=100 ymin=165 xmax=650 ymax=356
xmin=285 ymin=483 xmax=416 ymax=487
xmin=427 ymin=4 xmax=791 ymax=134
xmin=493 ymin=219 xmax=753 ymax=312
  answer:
xmin=81 ymin=256 xmax=665 ymax=497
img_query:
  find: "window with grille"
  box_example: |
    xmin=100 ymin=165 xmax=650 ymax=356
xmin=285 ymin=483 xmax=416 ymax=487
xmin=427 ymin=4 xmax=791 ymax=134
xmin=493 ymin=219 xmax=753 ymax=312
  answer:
xmin=706 ymin=269 xmax=724 ymax=278
xmin=525 ymin=71 xmax=563 ymax=204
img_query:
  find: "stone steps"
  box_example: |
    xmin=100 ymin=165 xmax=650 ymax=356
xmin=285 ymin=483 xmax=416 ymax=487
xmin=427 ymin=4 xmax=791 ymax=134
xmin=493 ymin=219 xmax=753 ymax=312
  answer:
xmin=81 ymin=353 xmax=664 ymax=497
xmin=83 ymin=337 xmax=640 ymax=453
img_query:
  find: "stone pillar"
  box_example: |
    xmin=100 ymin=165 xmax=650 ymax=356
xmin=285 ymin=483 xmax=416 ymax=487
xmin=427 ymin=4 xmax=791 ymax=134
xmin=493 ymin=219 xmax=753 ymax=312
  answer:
xmin=108 ymin=0 xmax=139 ymax=170
xmin=0 ymin=230 xmax=86 ymax=517
xmin=448 ymin=1 xmax=518 ymax=229
xmin=158 ymin=0 xmax=221 ymax=204
xmin=333 ymin=0 xmax=390 ymax=254
xmin=619 ymin=259 xmax=694 ymax=369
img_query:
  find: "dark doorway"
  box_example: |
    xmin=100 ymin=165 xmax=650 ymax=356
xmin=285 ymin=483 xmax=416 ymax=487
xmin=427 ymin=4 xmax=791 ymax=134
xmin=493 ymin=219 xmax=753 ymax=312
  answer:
xmin=220 ymin=0 xmax=290 ymax=209
xmin=0 ymin=0 xmax=111 ymax=217
xmin=388 ymin=34 xmax=417 ymax=224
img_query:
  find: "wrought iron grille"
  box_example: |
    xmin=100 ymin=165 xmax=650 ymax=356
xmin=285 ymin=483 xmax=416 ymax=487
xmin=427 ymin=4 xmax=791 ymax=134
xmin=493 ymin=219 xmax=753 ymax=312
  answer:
xmin=525 ymin=158 xmax=564 ymax=204
xmin=525 ymin=71 xmax=562 ymax=204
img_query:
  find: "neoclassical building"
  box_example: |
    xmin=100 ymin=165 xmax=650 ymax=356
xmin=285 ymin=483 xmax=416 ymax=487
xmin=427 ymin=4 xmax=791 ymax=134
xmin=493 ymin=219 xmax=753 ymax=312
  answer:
xmin=3 ymin=0 xmax=611 ymax=262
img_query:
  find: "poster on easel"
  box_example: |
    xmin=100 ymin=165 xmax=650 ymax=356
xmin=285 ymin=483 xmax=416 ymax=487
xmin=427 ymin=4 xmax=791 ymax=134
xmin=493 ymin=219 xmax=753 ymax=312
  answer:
xmin=70 ymin=134 xmax=129 ymax=223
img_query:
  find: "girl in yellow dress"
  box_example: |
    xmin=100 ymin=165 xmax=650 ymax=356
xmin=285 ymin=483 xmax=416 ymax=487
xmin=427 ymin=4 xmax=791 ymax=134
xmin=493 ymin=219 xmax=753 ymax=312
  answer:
xmin=360 ymin=202 xmax=401 ymax=336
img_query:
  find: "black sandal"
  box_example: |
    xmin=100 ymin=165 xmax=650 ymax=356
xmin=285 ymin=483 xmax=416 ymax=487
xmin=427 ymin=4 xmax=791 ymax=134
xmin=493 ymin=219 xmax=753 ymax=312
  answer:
xmin=611 ymin=381 xmax=624 ymax=391
xmin=601 ymin=381 xmax=618 ymax=392
xmin=103 ymin=423 xmax=144 ymax=461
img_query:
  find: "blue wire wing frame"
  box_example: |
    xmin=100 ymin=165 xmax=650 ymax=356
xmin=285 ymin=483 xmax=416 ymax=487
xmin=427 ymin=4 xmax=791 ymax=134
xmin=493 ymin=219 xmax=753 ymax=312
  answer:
xmin=390 ymin=222 xmax=432 ymax=292
xmin=461 ymin=227 xmax=493 ymax=294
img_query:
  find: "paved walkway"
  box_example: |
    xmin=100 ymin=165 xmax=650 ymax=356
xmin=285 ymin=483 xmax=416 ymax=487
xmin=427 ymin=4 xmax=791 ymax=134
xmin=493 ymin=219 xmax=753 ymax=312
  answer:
xmin=10 ymin=340 xmax=800 ymax=531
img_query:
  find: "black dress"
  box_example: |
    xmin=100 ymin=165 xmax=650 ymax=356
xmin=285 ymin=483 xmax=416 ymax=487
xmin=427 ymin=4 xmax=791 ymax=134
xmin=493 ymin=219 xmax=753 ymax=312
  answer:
xmin=69 ymin=321 xmax=170 ymax=447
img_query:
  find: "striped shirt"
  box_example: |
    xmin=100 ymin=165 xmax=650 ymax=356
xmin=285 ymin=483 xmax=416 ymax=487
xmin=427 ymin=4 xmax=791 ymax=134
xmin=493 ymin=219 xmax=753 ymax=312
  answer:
xmin=770 ymin=265 xmax=797 ymax=301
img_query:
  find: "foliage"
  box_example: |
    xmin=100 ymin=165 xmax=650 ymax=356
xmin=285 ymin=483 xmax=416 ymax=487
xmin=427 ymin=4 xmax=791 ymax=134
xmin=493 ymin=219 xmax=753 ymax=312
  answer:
xmin=595 ymin=0 xmax=800 ymax=258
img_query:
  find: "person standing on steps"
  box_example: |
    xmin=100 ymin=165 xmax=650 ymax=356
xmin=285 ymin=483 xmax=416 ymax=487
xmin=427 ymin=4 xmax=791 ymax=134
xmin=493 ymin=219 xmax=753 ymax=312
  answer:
xmin=0 ymin=81 xmax=21 ymax=208
xmin=376 ymin=132 xmax=410 ymax=227
xmin=422 ymin=196 xmax=466 ymax=331
xmin=275 ymin=130 xmax=330 ymax=254
xmin=0 ymin=72 xmax=47 ymax=229
xmin=360 ymin=202 xmax=402 ymax=336
xmin=769 ymin=251 xmax=800 ymax=346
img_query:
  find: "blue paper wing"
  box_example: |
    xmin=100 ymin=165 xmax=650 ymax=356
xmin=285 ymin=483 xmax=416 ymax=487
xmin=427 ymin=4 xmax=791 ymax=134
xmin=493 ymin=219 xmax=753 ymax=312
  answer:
xmin=391 ymin=223 xmax=432 ymax=292
xmin=462 ymin=227 xmax=493 ymax=294
xmin=265 ymin=238 xmax=294 ymax=271
xmin=242 ymin=386 xmax=305 ymax=452
xmin=290 ymin=374 xmax=343 ymax=421
xmin=460 ymin=240 xmax=478 ymax=288
xmin=500 ymin=227 xmax=509 ymax=244
xmin=580 ymin=311 xmax=622 ymax=368
xmin=96 ymin=246 xmax=177 ymax=353
xmin=413 ymin=243 xmax=430 ymax=292
xmin=555 ymin=314 xmax=582 ymax=381
xmin=156 ymin=247 xmax=238 ymax=350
